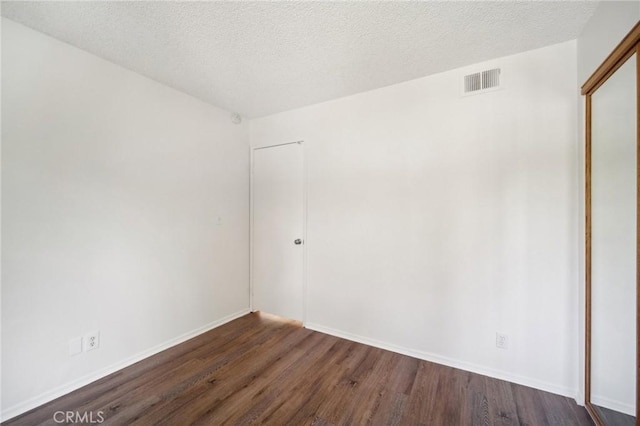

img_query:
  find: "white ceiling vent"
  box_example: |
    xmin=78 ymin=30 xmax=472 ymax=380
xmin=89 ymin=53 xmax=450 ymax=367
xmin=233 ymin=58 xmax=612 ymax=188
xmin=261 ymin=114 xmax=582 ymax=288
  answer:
xmin=463 ymin=68 xmax=501 ymax=95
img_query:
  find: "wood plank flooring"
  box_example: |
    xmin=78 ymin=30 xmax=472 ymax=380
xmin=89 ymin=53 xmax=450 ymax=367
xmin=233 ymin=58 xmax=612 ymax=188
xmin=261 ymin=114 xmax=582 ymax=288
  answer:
xmin=4 ymin=312 xmax=593 ymax=425
xmin=593 ymin=405 xmax=635 ymax=426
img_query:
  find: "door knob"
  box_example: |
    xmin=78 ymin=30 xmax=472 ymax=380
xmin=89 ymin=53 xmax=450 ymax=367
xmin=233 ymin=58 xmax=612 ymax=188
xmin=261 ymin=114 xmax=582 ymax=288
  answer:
xmin=294 ymin=239 xmax=303 ymax=245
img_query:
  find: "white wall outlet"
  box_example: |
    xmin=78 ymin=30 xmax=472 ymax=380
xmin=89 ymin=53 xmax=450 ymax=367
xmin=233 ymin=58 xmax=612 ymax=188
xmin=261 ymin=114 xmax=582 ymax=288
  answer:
xmin=496 ymin=333 xmax=509 ymax=349
xmin=68 ymin=337 xmax=83 ymax=356
xmin=84 ymin=331 xmax=100 ymax=351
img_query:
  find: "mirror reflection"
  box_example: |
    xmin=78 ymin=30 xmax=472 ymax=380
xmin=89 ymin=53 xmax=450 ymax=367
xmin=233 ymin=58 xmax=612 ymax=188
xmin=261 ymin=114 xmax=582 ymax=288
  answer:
xmin=590 ymin=52 xmax=637 ymax=426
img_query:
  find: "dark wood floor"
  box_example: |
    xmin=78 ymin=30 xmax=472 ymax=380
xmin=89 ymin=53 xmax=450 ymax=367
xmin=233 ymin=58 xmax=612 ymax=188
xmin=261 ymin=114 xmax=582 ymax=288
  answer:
xmin=593 ymin=405 xmax=635 ymax=426
xmin=4 ymin=312 xmax=593 ymax=425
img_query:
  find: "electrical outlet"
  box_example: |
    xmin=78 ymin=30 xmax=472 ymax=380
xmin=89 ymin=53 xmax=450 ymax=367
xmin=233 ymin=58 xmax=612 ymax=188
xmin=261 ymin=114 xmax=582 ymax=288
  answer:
xmin=69 ymin=337 xmax=83 ymax=356
xmin=84 ymin=331 xmax=100 ymax=351
xmin=496 ymin=333 xmax=509 ymax=349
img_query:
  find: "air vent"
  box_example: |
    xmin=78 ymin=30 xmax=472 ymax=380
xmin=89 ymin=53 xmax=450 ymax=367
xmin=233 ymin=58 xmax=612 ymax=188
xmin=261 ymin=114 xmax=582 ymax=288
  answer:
xmin=463 ymin=68 xmax=501 ymax=95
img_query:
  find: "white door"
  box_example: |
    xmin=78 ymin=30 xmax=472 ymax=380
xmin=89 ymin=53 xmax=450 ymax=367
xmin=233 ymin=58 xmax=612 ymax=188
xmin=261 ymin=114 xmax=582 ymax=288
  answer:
xmin=252 ymin=142 xmax=304 ymax=322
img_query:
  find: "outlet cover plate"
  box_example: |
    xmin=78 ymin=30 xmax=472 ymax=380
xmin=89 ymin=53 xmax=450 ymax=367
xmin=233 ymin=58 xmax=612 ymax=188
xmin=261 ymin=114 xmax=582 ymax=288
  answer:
xmin=84 ymin=331 xmax=100 ymax=351
xmin=496 ymin=333 xmax=509 ymax=349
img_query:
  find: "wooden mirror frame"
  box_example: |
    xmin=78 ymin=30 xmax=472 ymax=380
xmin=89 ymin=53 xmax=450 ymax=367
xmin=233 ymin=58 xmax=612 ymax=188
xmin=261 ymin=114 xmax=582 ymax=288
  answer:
xmin=583 ymin=21 xmax=640 ymax=426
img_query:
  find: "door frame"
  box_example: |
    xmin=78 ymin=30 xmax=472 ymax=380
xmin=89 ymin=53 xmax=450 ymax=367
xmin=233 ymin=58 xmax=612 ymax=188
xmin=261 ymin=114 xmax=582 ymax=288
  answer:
xmin=582 ymin=22 xmax=640 ymax=426
xmin=249 ymin=140 xmax=308 ymax=325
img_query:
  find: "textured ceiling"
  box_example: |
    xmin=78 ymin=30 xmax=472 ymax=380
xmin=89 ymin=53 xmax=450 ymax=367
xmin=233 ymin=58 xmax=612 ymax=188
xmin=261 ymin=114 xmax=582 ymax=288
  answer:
xmin=1 ymin=1 xmax=598 ymax=118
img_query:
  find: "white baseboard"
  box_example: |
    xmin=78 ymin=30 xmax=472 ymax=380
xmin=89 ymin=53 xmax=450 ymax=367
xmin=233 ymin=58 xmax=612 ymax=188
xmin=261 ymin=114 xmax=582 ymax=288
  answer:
xmin=1 ymin=308 xmax=251 ymax=422
xmin=591 ymin=394 xmax=635 ymax=416
xmin=305 ymin=322 xmax=577 ymax=400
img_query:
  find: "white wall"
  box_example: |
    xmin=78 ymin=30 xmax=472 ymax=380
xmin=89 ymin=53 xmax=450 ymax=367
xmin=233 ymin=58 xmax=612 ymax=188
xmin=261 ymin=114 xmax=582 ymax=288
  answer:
xmin=251 ymin=41 xmax=579 ymax=397
xmin=576 ymin=1 xmax=640 ymax=405
xmin=1 ymin=18 xmax=250 ymax=420
xmin=577 ymin=1 xmax=640 ymax=85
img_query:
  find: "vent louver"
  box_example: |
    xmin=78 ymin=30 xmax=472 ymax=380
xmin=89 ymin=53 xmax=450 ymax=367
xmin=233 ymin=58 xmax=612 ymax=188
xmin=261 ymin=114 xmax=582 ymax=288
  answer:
xmin=464 ymin=68 xmax=501 ymax=94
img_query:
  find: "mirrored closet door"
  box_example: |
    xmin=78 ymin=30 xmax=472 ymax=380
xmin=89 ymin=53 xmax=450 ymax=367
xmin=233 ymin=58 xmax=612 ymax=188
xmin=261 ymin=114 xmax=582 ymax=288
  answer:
xmin=584 ymin=22 xmax=640 ymax=426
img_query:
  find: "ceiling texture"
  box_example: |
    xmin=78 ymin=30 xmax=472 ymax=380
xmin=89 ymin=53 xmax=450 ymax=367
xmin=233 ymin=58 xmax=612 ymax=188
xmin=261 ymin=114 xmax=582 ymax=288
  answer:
xmin=2 ymin=1 xmax=599 ymax=118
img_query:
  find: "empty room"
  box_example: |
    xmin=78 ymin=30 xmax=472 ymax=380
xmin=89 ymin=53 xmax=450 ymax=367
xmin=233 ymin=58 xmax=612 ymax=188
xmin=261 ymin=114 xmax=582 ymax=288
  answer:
xmin=1 ymin=1 xmax=639 ymax=425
